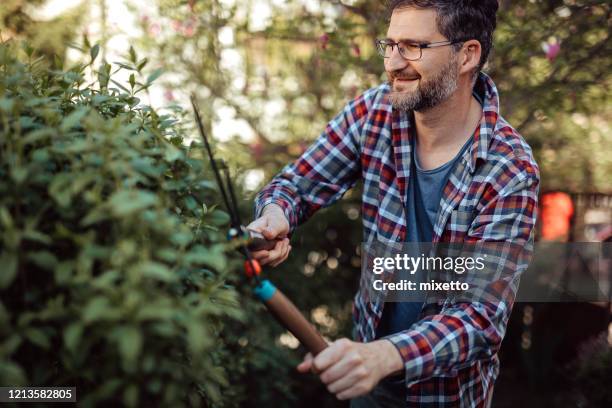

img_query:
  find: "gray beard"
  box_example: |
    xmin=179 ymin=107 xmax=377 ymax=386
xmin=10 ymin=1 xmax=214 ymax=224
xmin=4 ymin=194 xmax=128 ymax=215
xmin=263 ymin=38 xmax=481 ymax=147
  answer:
xmin=388 ymin=58 xmax=459 ymax=112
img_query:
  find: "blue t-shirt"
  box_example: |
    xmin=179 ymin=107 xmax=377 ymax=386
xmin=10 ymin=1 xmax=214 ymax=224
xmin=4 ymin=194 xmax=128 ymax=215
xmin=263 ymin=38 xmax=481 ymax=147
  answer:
xmin=376 ymin=132 xmax=473 ymax=339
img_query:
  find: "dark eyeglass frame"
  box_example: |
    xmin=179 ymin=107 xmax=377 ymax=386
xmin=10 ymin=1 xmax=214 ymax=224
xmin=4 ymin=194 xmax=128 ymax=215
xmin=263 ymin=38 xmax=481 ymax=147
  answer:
xmin=375 ymin=38 xmax=470 ymax=61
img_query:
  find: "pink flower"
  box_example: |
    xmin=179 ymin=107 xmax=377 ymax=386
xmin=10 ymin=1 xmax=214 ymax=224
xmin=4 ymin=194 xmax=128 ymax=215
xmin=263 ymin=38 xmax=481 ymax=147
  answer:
xmin=164 ymin=89 xmax=175 ymax=102
xmin=541 ymin=38 xmax=561 ymax=61
xmin=319 ymin=33 xmax=329 ymax=50
xmin=250 ymin=142 xmax=264 ymax=161
xmin=183 ymin=23 xmax=196 ymax=37
xmin=148 ymin=23 xmax=161 ymax=37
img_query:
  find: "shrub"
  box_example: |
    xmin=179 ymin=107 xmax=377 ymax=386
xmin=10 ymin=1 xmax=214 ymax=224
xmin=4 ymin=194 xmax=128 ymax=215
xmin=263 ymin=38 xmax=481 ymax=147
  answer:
xmin=0 ymin=41 xmax=244 ymax=407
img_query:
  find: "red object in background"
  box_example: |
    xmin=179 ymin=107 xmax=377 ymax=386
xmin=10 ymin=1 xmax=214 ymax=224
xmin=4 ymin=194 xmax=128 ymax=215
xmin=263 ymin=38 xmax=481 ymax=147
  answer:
xmin=319 ymin=33 xmax=329 ymax=50
xmin=540 ymin=192 xmax=574 ymax=241
xmin=244 ymin=259 xmax=262 ymax=278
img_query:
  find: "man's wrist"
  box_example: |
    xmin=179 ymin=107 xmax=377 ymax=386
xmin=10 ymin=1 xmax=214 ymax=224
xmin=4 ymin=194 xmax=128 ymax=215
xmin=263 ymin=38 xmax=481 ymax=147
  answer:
xmin=261 ymin=202 xmax=284 ymax=216
xmin=371 ymin=339 xmax=404 ymax=379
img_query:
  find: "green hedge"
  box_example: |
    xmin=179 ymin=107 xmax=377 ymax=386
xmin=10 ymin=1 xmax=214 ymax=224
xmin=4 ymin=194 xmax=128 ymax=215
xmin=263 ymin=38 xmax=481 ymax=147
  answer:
xmin=0 ymin=42 xmax=244 ymax=407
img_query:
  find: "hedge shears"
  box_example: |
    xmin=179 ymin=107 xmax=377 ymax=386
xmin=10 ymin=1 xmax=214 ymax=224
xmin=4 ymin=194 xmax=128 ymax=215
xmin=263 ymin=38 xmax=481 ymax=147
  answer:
xmin=190 ymin=95 xmax=327 ymax=356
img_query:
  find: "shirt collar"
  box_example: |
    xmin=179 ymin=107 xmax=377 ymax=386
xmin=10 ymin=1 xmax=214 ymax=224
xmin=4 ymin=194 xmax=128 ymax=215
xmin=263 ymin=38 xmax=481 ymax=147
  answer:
xmin=467 ymin=71 xmax=501 ymax=174
xmin=384 ymin=71 xmax=502 ymax=175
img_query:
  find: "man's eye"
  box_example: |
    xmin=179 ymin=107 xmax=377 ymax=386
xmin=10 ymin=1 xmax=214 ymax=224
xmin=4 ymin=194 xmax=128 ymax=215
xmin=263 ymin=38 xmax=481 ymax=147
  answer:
xmin=400 ymin=42 xmax=419 ymax=50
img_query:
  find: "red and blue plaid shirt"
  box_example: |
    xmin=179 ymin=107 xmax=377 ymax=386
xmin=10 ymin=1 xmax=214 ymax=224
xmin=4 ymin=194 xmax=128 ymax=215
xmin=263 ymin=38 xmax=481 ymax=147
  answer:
xmin=255 ymin=72 xmax=539 ymax=407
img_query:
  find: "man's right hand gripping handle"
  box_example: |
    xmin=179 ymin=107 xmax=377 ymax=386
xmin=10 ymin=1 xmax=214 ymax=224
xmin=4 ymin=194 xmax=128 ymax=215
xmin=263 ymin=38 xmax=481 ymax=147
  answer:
xmin=247 ymin=204 xmax=292 ymax=267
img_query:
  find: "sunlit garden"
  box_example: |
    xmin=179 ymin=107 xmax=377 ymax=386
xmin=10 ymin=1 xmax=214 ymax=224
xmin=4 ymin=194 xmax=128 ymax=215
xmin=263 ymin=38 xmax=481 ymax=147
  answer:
xmin=0 ymin=0 xmax=610 ymax=407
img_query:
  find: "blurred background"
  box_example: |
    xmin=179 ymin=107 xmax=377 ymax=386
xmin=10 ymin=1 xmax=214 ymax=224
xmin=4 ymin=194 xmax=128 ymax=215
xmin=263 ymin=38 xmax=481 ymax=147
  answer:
xmin=1 ymin=0 xmax=610 ymax=406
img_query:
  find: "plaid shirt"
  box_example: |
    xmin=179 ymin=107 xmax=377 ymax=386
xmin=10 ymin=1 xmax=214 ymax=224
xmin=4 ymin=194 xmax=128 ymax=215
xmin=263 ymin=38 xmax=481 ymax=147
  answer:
xmin=255 ymin=72 xmax=539 ymax=407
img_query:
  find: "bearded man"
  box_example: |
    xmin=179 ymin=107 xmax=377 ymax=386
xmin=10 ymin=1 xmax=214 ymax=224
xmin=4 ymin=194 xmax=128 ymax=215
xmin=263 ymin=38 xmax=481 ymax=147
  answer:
xmin=249 ymin=1 xmax=540 ymax=406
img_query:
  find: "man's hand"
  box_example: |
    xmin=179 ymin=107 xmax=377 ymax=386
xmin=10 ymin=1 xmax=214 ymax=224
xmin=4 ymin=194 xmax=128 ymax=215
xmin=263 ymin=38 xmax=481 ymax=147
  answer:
xmin=246 ymin=204 xmax=291 ymax=267
xmin=296 ymin=338 xmax=404 ymax=400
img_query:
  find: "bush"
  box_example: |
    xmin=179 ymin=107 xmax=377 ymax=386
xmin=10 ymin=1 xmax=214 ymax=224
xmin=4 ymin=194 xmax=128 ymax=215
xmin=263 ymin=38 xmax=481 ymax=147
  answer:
xmin=0 ymin=41 xmax=244 ymax=407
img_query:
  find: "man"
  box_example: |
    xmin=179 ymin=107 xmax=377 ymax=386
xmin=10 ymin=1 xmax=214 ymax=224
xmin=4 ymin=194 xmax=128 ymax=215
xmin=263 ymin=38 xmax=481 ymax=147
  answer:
xmin=248 ymin=0 xmax=539 ymax=406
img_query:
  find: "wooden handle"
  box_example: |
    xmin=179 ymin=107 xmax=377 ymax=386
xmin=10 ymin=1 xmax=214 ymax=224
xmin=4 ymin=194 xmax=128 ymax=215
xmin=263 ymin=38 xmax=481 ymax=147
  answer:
xmin=254 ymin=280 xmax=328 ymax=355
xmin=246 ymin=230 xmax=279 ymax=252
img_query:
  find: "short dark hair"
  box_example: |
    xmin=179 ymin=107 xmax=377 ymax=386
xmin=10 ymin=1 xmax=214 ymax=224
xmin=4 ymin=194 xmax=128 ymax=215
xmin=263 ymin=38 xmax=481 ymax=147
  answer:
xmin=386 ymin=0 xmax=498 ymax=73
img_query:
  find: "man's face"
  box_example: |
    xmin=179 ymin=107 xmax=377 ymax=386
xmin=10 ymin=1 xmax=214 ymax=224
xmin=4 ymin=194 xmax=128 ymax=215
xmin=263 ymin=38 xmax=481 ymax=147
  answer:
xmin=385 ymin=7 xmax=460 ymax=112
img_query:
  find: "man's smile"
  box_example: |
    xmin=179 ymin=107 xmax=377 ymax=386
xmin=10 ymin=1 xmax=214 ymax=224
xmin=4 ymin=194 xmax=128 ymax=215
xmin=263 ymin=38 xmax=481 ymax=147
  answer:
xmin=393 ymin=77 xmax=420 ymax=91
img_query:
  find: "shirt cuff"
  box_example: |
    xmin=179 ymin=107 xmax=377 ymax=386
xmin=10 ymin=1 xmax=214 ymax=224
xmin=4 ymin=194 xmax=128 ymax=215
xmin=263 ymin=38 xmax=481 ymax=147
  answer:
xmin=383 ymin=329 xmax=434 ymax=387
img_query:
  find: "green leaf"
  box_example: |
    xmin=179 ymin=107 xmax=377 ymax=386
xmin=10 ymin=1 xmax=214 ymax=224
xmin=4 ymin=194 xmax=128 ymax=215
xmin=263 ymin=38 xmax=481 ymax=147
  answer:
xmin=184 ymin=196 xmax=198 ymax=212
xmin=63 ymin=323 xmax=83 ymax=353
xmin=22 ymin=229 xmax=52 ymax=245
xmin=187 ymin=321 xmax=211 ymax=354
xmin=129 ymin=46 xmax=137 ymax=63
xmin=60 ymin=107 xmax=88 ymax=131
xmin=0 ymin=97 xmax=15 ymax=112
xmin=127 ymin=96 xmax=140 ymax=107
xmin=0 ymin=251 xmax=18 ymax=289
xmin=0 ymin=362 xmax=26 ymax=386
xmin=110 ymin=79 xmax=130 ymax=93
xmin=25 ymin=328 xmax=51 ymax=350
xmin=23 ymin=42 xmax=34 ymax=57
xmin=146 ymin=68 xmax=164 ymax=85
xmin=129 ymin=73 xmax=135 ymax=90
xmin=80 ymin=204 xmax=109 ymax=226
xmin=10 ymin=167 xmax=28 ymax=184
xmin=82 ymin=296 xmax=112 ymax=323
xmin=113 ymin=61 xmax=136 ymax=71
xmin=0 ymin=207 xmax=13 ymax=229
xmin=98 ymin=62 xmax=111 ymax=89
xmin=208 ymin=209 xmax=231 ymax=226
xmin=23 ymin=128 xmax=55 ymax=146
xmin=116 ymin=326 xmax=142 ymax=367
xmin=132 ymin=261 xmax=177 ymax=283
xmin=49 ymin=173 xmax=74 ymax=207
xmin=2 ymin=335 xmax=22 ymax=355
xmin=54 ymin=261 xmax=74 ymax=285
xmin=183 ymin=245 xmax=227 ymax=271
xmin=90 ymin=44 xmax=100 ymax=62
xmin=91 ymin=94 xmax=111 ymax=105
xmin=170 ymin=230 xmax=193 ymax=247
xmin=164 ymin=143 xmax=182 ymax=162
xmin=108 ymin=190 xmax=158 ymax=217
xmin=137 ymin=58 xmax=148 ymax=72
xmin=83 ymin=34 xmax=91 ymax=49
xmin=27 ymin=251 xmax=58 ymax=270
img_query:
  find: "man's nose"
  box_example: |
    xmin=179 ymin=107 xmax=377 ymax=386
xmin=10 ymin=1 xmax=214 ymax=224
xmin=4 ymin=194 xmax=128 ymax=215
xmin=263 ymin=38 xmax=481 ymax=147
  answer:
xmin=385 ymin=47 xmax=409 ymax=72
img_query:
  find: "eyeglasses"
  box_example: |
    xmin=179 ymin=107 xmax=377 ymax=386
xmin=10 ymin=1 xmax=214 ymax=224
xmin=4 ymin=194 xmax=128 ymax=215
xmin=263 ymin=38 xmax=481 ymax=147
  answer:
xmin=375 ymin=38 xmax=469 ymax=61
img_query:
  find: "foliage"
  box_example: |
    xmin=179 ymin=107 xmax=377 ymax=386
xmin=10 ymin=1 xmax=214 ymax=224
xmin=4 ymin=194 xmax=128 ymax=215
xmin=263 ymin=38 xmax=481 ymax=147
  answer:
xmin=130 ymin=1 xmax=610 ymax=405
xmin=1 ymin=0 xmax=610 ymax=406
xmin=135 ymin=0 xmax=610 ymax=191
xmin=0 ymin=0 xmax=87 ymax=65
xmin=0 ymin=40 xmax=247 ymax=407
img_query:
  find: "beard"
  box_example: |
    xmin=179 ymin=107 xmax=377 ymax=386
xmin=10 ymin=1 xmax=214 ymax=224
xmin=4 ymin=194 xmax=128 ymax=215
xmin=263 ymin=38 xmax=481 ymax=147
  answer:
xmin=388 ymin=56 xmax=459 ymax=112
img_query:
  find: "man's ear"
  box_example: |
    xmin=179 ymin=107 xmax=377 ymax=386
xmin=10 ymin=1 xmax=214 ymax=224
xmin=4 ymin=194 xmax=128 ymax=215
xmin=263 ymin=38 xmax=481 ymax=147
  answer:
xmin=460 ymin=40 xmax=482 ymax=76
